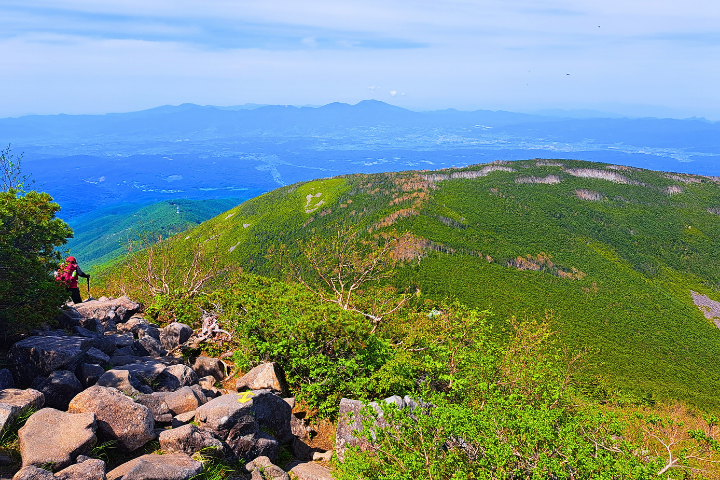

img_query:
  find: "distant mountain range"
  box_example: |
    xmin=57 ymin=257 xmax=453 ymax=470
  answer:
xmin=1 ymin=100 xmax=718 ymax=219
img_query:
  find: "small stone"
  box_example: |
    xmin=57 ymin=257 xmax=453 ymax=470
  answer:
xmin=312 ymin=450 xmax=333 ymax=462
xmin=96 ymin=369 xmax=146 ymax=397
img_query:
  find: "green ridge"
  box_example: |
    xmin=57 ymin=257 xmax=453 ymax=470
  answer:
xmin=99 ymin=159 xmax=720 ymax=409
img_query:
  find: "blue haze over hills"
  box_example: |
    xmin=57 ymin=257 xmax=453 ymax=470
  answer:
xmin=1 ymin=100 xmax=718 ymax=220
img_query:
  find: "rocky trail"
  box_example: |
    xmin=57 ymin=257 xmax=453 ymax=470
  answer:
xmin=0 ymin=296 xmax=369 ymax=480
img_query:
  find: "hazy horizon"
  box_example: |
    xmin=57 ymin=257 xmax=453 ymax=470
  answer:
xmin=2 ymin=1 xmax=719 ymax=120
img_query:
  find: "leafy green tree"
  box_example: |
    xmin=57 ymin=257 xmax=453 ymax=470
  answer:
xmin=0 ymin=147 xmax=73 ymax=330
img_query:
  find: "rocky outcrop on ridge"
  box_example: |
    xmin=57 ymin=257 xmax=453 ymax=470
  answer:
xmin=1 ymin=297 xmax=334 ymax=480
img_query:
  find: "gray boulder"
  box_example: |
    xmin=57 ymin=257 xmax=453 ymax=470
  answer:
xmin=116 ymin=316 xmax=148 ymax=334
xmin=251 ymin=390 xmax=293 ymax=445
xmin=246 ymin=456 xmax=290 ymax=480
xmin=171 ymin=411 xmax=195 ymax=428
xmin=133 ymin=336 xmax=166 ymax=358
xmin=195 ymin=392 xmax=279 ymax=462
xmin=164 ymin=387 xmax=205 ymax=415
xmin=192 ymin=357 xmax=226 ymax=382
xmin=7 ymin=336 xmax=94 ymax=386
xmin=36 ymin=370 xmax=83 ymax=410
xmin=155 ymin=365 xmax=198 ymax=392
xmin=18 ymin=408 xmax=96 ymax=470
xmin=135 ymin=393 xmax=172 ymax=423
xmin=286 ymin=461 xmax=333 ymax=480
xmin=159 ymin=323 xmax=192 ymax=351
xmin=114 ymin=333 xmax=135 ymax=348
xmin=159 ymin=424 xmax=224 ymax=456
xmin=69 ymin=386 xmax=155 ymax=451
xmin=0 ymin=368 xmax=15 ymax=390
xmin=0 ymin=388 xmax=44 ymax=435
xmin=114 ymin=360 xmax=167 ymax=386
xmin=236 ymin=363 xmax=288 ymax=397
xmin=96 ymin=369 xmax=149 ymax=397
xmin=73 ymin=296 xmax=141 ymax=325
xmin=84 ymin=347 xmax=110 ymax=367
xmin=76 ymin=363 xmax=106 ymax=389
xmin=135 ymin=324 xmax=161 ymax=341
xmin=335 ymin=398 xmax=374 ymax=462
xmin=11 ymin=466 xmax=55 ymax=480
xmin=54 ymin=458 xmax=106 ymax=480
xmin=106 ymin=453 xmax=202 ymax=480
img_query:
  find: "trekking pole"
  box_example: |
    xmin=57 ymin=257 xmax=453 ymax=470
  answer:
xmin=86 ymin=276 xmax=92 ymax=301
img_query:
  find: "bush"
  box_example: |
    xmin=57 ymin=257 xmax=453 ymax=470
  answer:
xmin=0 ymin=188 xmax=72 ymax=330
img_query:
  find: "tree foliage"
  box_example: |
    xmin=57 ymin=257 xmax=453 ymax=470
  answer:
xmin=271 ymin=224 xmax=412 ymax=333
xmin=0 ymin=148 xmax=72 ymax=330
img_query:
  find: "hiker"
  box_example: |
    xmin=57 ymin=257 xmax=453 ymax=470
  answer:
xmin=57 ymin=256 xmax=90 ymax=304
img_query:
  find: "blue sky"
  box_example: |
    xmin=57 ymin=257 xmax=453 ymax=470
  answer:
xmin=1 ymin=0 xmax=719 ymax=118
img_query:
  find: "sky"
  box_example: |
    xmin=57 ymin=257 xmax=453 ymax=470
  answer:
xmin=1 ymin=0 xmax=719 ymax=119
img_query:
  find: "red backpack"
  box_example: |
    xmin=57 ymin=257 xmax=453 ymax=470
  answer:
xmin=56 ymin=263 xmax=76 ymax=286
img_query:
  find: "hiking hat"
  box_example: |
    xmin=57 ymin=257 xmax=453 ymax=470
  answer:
xmin=66 ymin=256 xmax=77 ymax=263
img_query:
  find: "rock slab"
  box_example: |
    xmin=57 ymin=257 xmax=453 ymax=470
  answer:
xmin=106 ymin=453 xmax=202 ymax=480
xmin=18 ymin=408 xmax=97 ymax=470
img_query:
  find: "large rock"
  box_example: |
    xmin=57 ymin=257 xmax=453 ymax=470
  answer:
xmin=96 ymin=369 xmax=148 ymax=397
xmin=195 ymin=392 xmax=278 ymax=462
xmin=114 ymin=333 xmax=135 ymax=348
xmin=0 ymin=369 xmax=15 ymax=390
xmin=133 ymin=336 xmax=166 ymax=358
xmin=116 ymin=316 xmax=148 ymax=334
xmin=18 ymin=408 xmax=96 ymax=470
xmin=135 ymin=393 xmax=172 ymax=423
xmin=0 ymin=389 xmax=44 ymax=434
xmin=54 ymin=458 xmax=106 ymax=480
xmin=286 ymin=461 xmax=333 ymax=480
xmin=69 ymin=386 xmax=155 ymax=451
xmin=251 ymin=390 xmax=293 ymax=445
xmin=246 ymin=456 xmax=290 ymax=480
xmin=158 ymin=424 xmax=224 ymax=456
xmin=73 ymin=297 xmax=141 ymax=325
xmin=11 ymin=466 xmax=55 ymax=480
xmin=164 ymin=387 xmax=205 ymax=416
xmin=156 ymin=364 xmax=198 ymax=392
xmin=7 ymin=336 xmax=94 ymax=386
xmin=35 ymin=370 xmax=83 ymax=410
xmin=236 ymin=363 xmax=288 ymax=397
xmin=159 ymin=323 xmax=192 ymax=351
xmin=106 ymin=453 xmax=202 ymax=480
xmin=76 ymin=363 xmax=106 ymax=389
xmin=335 ymin=398 xmax=374 ymax=462
xmin=114 ymin=360 xmax=167 ymax=386
xmin=192 ymin=357 xmax=226 ymax=382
